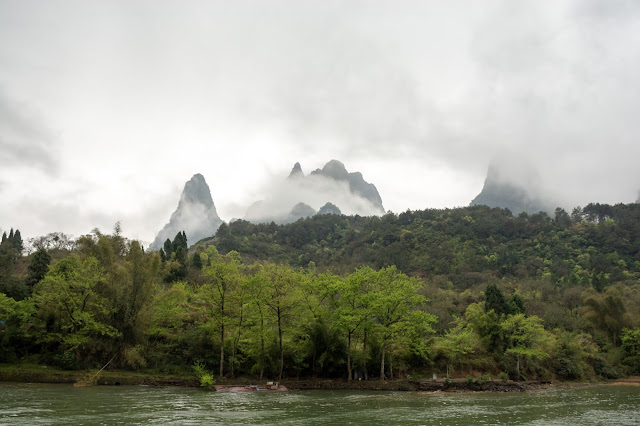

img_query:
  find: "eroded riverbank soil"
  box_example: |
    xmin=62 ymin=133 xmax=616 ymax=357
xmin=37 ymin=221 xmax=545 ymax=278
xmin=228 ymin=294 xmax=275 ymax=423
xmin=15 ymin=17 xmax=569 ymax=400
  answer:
xmin=284 ymin=378 xmax=554 ymax=392
xmin=2 ymin=364 xmax=627 ymax=392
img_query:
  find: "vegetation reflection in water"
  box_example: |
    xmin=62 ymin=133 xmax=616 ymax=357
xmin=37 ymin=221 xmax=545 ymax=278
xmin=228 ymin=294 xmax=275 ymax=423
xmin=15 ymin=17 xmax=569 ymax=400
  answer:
xmin=1 ymin=383 xmax=640 ymax=425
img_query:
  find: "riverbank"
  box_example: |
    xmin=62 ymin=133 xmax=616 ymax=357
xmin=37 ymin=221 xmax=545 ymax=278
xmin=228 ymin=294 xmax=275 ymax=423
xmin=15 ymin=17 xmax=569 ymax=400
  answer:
xmin=1 ymin=364 xmax=629 ymax=392
xmin=0 ymin=364 xmax=198 ymax=387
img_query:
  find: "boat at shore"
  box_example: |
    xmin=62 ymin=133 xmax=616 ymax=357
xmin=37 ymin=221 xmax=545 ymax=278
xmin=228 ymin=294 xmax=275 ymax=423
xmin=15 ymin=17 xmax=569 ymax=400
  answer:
xmin=214 ymin=382 xmax=288 ymax=392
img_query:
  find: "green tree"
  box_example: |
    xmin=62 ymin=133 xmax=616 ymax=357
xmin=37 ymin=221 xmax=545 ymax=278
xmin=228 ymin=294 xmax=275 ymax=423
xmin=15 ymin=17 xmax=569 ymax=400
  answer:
xmin=242 ymin=272 xmax=272 ymax=379
xmin=621 ymin=327 xmax=640 ymax=374
xmin=25 ymin=248 xmax=51 ymax=290
xmin=433 ymin=324 xmax=481 ymax=378
xmin=0 ymin=233 xmax=25 ymax=300
xmin=370 ymin=266 xmax=429 ymax=380
xmin=163 ymin=239 xmax=172 ymax=258
xmin=581 ymin=287 xmax=629 ymax=346
xmin=330 ymin=267 xmax=375 ymax=381
xmin=199 ymin=251 xmax=242 ymax=377
xmin=485 ymin=283 xmax=511 ymax=317
xmin=33 ymin=256 xmax=120 ymax=359
xmin=192 ymin=252 xmax=203 ymax=270
xmin=501 ymin=314 xmax=552 ymax=380
xmin=260 ymin=263 xmax=303 ymax=380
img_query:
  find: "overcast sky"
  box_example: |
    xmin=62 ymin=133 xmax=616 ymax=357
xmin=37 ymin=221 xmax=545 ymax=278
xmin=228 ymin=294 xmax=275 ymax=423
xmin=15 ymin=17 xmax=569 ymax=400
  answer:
xmin=1 ymin=0 xmax=639 ymax=245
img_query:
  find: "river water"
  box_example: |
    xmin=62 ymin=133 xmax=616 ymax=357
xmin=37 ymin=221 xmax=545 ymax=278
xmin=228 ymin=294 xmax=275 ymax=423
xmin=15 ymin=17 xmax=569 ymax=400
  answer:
xmin=1 ymin=383 xmax=638 ymax=425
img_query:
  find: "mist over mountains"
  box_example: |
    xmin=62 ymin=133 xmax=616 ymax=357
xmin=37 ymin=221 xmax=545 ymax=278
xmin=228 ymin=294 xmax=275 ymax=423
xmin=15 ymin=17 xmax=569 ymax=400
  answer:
xmin=151 ymin=157 xmax=638 ymax=249
xmin=151 ymin=160 xmax=385 ymax=247
xmin=244 ymin=159 xmax=385 ymax=224
xmin=470 ymin=158 xmax=553 ymax=215
xmin=150 ymin=174 xmax=223 ymax=249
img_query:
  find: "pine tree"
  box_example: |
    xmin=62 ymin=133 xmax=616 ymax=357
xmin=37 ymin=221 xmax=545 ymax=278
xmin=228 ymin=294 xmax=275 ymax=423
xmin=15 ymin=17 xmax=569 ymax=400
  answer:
xmin=163 ymin=238 xmax=172 ymax=258
xmin=26 ymin=248 xmax=51 ymax=289
xmin=191 ymin=252 xmax=202 ymax=270
xmin=485 ymin=283 xmax=512 ymax=316
xmin=12 ymin=229 xmax=23 ymax=253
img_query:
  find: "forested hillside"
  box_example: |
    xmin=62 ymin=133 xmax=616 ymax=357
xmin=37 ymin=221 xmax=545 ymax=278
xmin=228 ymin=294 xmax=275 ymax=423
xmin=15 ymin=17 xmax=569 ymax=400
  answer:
xmin=1 ymin=203 xmax=639 ymax=384
xmin=211 ymin=203 xmax=640 ymax=287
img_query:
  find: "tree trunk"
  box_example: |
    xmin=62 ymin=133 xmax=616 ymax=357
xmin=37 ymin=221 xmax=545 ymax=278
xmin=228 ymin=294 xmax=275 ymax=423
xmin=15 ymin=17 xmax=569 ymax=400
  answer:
xmin=390 ymin=353 xmax=393 ymax=380
xmin=231 ymin=301 xmax=245 ymax=378
xmin=277 ymin=305 xmax=284 ymax=381
xmin=347 ymin=331 xmax=352 ymax=381
xmin=380 ymin=339 xmax=386 ymax=381
xmin=219 ymin=295 xmax=225 ymax=378
xmin=516 ymin=356 xmax=520 ymax=380
xmin=363 ymin=328 xmax=368 ymax=380
xmin=259 ymin=310 xmax=265 ymax=380
xmin=220 ymin=322 xmax=225 ymax=378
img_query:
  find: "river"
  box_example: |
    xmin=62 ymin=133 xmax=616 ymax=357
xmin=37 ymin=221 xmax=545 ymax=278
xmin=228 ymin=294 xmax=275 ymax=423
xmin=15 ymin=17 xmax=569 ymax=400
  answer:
xmin=1 ymin=383 xmax=638 ymax=425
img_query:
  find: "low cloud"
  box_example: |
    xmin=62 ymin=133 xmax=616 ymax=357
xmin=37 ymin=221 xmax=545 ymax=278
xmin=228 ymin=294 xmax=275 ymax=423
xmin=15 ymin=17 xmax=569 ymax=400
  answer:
xmin=245 ymin=164 xmax=384 ymax=224
xmin=0 ymin=89 xmax=59 ymax=176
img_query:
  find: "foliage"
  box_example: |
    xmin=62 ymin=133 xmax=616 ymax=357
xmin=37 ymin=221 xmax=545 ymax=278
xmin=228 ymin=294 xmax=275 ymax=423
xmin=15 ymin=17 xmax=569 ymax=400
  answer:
xmin=621 ymin=327 xmax=640 ymax=374
xmin=193 ymin=361 xmax=215 ymax=390
xmin=2 ymin=202 xmax=640 ymax=381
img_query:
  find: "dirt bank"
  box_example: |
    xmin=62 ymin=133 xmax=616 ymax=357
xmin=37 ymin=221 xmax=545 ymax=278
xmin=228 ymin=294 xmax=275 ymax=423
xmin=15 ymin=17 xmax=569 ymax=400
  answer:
xmin=2 ymin=364 xmax=623 ymax=392
xmin=284 ymin=378 xmax=555 ymax=392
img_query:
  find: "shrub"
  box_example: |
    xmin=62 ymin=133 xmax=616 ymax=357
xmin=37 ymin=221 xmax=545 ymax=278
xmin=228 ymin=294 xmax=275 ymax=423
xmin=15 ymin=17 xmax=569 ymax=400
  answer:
xmin=200 ymin=373 xmax=215 ymax=390
xmin=498 ymin=372 xmax=509 ymax=382
xmin=476 ymin=373 xmax=491 ymax=384
xmin=193 ymin=361 xmax=215 ymax=390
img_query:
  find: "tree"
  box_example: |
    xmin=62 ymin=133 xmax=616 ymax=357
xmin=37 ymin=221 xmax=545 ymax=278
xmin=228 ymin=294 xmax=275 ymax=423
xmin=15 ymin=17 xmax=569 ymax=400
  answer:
xmin=554 ymin=208 xmax=571 ymax=229
xmin=11 ymin=229 xmax=23 ymax=254
xmin=330 ymin=267 xmax=375 ymax=381
xmin=26 ymin=248 xmax=51 ymax=290
xmin=581 ymin=287 xmax=628 ymax=346
xmin=501 ymin=314 xmax=552 ymax=380
xmin=369 ymin=266 xmax=429 ymax=380
xmin=260 ymin=264 xmax=303 ymax=380
xmin=243 ymin=272 xmax=272 ymax=379
xmin=621 ymin=328 xmax=640 ymax=374
xmin=191 ymin=252 xmax=203 ymax=270
xmin=113 ymin=241 xmax=159 ymax=351
xmin=32 ymin=256 xmax=120 ymax=358
xmin=433 ymin=324 xmax=481 ymax=378
xmin=485 ymin=283 xmax=511 ymax=317
xmin=508 ymin=293 xmax=526 ymax=315
xmin=0 ymin=233 xmax=24 ymax=300
xmin=163 ymin=239 xmax=172 ymax=258
xmin=199 ymin=251 xmax=242 ymax=377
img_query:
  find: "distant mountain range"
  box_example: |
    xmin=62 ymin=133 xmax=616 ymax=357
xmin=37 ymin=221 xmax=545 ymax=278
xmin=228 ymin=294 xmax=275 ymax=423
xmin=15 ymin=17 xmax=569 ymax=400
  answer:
xmin=152 ymin=159 xmax=588 ymax=248
xmin=245 ymin=159 xmax=385 ymax=224
xmin=151 ymin=160 xmax=384 ymax=247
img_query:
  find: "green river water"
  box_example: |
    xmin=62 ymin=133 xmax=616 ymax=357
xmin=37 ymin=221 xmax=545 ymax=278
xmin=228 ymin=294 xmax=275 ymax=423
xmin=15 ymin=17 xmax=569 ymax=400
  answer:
xmin=0 ymin=383 xmax=638 ymax=425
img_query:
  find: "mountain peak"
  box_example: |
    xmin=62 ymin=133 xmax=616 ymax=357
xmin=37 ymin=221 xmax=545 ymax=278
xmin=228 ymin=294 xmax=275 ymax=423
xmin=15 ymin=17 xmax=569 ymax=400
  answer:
xmin=150 ymin=174 xmax=222 ymax=249
xmin=180 ymin=173 xmax=215 ymax=207
xmin=318 ymin=202 xmax=342 ymax=215
xmin=471 ymin=162 xmax=552 ymax=215
xmin=310 ymin=160 xmax=384 ymax=213
xmin=288 ymin=162 xmax=304 ymax=179
xmin=318 ymin=159 xmax=348 ymax=180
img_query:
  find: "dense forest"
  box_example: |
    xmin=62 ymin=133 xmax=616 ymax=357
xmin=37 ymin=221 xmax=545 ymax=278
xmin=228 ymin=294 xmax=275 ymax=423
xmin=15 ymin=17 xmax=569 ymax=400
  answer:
xmin=1 ymin=202 xmax=640 ymax=384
